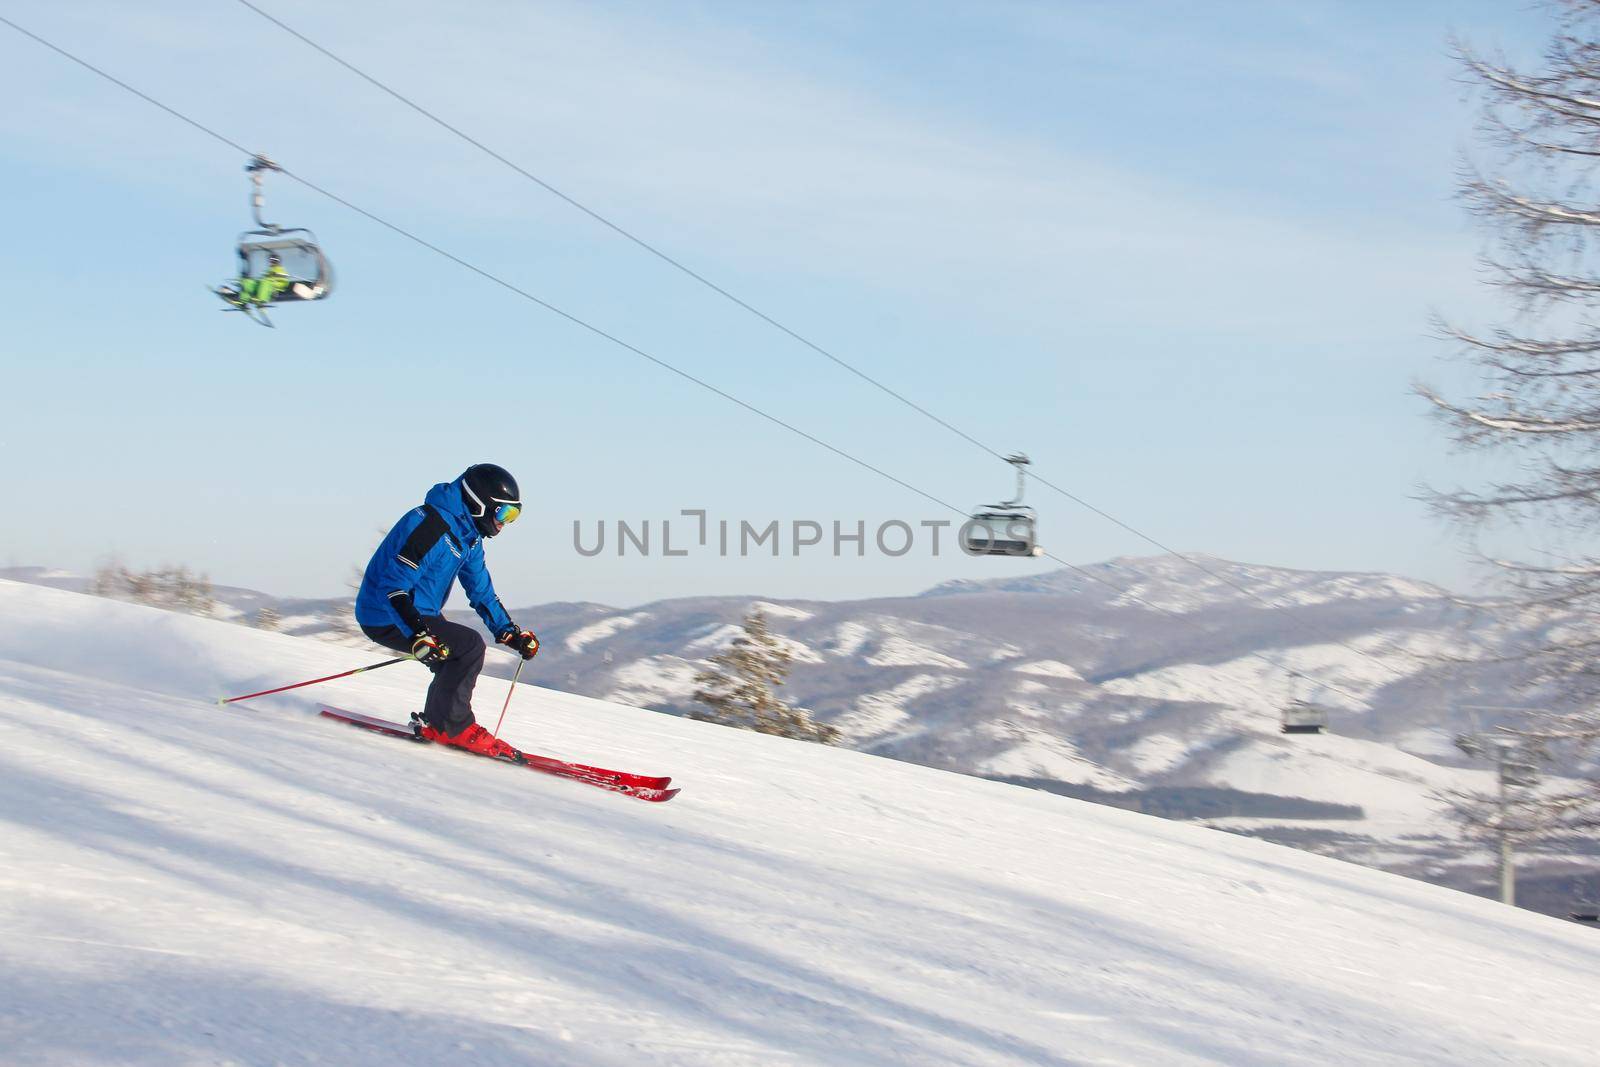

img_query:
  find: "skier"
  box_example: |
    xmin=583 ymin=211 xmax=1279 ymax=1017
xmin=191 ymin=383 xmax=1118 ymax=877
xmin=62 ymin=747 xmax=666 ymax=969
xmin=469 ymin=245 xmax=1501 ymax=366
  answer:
xmin=223 ymin=252 xmax=291 ymax=307
xmin=355 ymin=463 xmax=541 ymax=759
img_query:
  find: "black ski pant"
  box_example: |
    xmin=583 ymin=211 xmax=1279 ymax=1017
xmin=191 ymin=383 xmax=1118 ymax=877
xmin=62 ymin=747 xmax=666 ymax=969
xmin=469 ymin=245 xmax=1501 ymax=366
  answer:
xmin=361 ymin=616 xmax=485 ymax=735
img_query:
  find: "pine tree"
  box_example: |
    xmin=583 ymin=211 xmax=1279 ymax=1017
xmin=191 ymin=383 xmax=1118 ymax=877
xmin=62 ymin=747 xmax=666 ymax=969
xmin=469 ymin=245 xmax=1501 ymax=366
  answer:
xmin=691 ymin=608 xmax=838 ymax=744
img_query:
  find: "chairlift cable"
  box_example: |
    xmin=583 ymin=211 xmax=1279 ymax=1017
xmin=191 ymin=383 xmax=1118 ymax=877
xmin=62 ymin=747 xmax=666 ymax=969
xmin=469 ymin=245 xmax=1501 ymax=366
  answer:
xmin=0 ymin=15 xmax=953 ymax=520
xmin=230 ymin=0 xmax=1000 ymax=460
xmin=0 ymin=13 xmax=254 ymax=156
xmin=231 ymin=1 xmax=1413 ymax=680
xmin=0 ymin=13 xmax=1392 ymax=708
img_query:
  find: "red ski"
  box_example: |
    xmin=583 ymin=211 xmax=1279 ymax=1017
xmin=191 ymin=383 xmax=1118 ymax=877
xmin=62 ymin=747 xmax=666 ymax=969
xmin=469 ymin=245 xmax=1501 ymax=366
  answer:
xmin=318 ymin=706 xmax=680 ymax=802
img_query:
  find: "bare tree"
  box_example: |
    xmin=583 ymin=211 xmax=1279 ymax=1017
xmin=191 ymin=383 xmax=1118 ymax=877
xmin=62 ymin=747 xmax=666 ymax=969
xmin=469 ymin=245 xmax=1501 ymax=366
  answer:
xmin=91 ymin=558 xmax=216 ymax=617
xmin=255 ymin=605 xmax=282 ymax=632
xmin=691 ymin=608 xmax=838 ymax=744
xmin=1421 ymin=2 xmax=1600 ymax=825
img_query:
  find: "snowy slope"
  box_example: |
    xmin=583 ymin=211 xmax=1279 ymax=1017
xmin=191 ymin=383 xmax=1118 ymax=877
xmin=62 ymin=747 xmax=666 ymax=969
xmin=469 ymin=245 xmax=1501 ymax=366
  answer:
xmin=2 ymin=579 xmax=1599 ymax=1066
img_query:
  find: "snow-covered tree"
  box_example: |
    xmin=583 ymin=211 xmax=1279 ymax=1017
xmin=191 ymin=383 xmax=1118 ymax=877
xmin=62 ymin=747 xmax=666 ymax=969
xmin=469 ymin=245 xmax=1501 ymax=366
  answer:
xmin=1420 ymin=2 xmax=1600 ymax=832
xmin=691 ymin=608 xmax=838 ymax=744
xmin=255 ymin=605 xmax=282 ymax=631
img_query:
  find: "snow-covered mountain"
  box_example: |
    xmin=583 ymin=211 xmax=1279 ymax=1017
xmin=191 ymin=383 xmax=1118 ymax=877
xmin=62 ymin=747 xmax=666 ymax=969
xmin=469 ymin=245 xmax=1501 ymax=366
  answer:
xmin=3 ymin=577 xmax=1598 ymax=1066
xmin=506 ymin=556 xmax=1599 ymax=911
xmin=8 ymin=556 xmax=1593 ymax=915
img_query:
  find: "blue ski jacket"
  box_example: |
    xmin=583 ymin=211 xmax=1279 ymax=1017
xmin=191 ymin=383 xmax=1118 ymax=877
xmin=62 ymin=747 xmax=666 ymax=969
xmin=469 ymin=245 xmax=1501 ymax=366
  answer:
xmin=355 ymin=477 xmax=515 ymax=638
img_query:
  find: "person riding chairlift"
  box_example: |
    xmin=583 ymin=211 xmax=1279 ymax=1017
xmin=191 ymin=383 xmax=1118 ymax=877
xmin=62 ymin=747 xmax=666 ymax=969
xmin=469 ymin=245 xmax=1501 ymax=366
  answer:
xmin=217 ymin=252 xmax=291 ymax=308
xmin=224 ymin=252 xmax=319 ymax=308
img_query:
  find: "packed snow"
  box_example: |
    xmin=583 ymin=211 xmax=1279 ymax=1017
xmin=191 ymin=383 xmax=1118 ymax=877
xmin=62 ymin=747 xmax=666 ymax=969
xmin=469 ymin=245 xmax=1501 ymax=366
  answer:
xmin=3 ymin=579 xmax=1599 ymax=1066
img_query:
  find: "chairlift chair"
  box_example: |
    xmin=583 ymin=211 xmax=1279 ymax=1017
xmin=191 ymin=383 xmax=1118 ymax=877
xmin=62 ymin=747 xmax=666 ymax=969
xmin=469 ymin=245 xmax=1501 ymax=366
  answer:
xmin=214 ymin=155 xmax=334 ymax=327
xmin=963 ymin=454 xmax=1043 ymax=557
xmin=1281 ymin=701 xmax=1328 ymax=735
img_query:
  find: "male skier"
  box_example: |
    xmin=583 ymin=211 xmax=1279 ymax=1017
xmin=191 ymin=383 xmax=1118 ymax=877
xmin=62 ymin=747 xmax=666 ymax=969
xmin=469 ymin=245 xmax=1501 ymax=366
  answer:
xmin=355 ymin=463 xmax=540 ymax=759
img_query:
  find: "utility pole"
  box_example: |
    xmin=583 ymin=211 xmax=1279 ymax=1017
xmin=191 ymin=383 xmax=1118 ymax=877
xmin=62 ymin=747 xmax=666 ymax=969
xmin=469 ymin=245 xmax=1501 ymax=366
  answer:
xmin=1455 ymin=726 xmax=1546 ymax=906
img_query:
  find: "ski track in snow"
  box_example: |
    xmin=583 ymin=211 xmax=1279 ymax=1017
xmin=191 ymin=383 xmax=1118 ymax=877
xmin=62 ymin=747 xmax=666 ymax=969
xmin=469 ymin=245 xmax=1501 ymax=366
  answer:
xmin=2 ymin=579 xmax=1599 ymax=1066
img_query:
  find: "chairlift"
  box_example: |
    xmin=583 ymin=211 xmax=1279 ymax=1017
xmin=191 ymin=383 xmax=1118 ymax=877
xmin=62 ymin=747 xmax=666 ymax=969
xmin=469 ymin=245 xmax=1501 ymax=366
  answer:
xmin=1281 ymin=701 xmax=1328 ymax=735
xmin=963 ymin=454 xmax=1043 ymax=557
xmin=213 ymin=154 xmax=333 ymax=327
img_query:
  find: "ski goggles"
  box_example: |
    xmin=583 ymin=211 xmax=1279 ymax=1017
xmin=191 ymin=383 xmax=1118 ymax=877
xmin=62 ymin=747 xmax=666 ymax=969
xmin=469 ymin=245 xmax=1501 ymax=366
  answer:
xmin=493 ymin=502 xmax=522 ymax=526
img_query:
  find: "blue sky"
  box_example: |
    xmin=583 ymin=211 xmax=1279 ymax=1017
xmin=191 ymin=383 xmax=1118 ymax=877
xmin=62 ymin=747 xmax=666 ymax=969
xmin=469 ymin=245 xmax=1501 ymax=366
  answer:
xmin=0 ymin=1 xmax=1552 ymax=606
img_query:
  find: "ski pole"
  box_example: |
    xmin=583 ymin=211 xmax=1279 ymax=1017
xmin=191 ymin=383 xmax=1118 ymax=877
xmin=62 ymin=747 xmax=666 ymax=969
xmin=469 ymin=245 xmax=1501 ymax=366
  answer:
xmin=492 ymin=658 xmax=526 ymax=738
xmin=217 ymin=656 xmax=413 ymax=706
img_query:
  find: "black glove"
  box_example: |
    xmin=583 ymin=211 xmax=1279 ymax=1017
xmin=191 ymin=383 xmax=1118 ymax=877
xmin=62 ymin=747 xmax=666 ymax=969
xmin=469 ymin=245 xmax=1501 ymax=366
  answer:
xmin=498 ymin=624 xmax=540 ymax=661
xmin=411 ymin=629 xmax=451 ymax=666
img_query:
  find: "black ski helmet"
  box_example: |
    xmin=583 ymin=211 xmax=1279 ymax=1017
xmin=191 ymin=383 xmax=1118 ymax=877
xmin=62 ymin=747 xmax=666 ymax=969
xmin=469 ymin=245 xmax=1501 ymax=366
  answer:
xmin=459 ymin=463 xmax=521 ymax=538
